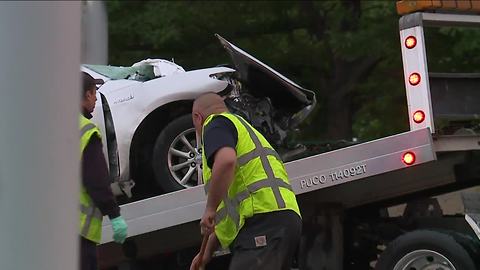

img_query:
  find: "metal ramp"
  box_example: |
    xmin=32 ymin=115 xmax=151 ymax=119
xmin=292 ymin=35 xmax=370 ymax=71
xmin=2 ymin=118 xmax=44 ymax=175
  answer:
xmin=101 ymin=128 xmax=436 ymax=244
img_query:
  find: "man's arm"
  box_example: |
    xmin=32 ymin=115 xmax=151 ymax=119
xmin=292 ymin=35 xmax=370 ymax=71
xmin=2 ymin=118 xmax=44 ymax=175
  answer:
xmin=205 ymin=147 xmax=237 ymax=212
xmin=200 ymin=116 xmax=238 ymax=234
xmin=82 ymin=135 xmax=120 ymax=219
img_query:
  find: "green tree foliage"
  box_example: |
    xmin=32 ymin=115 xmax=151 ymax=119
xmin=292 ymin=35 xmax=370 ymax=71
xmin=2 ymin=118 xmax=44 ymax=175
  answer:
xmin=107 ymin=1 xmax=480 ymax=142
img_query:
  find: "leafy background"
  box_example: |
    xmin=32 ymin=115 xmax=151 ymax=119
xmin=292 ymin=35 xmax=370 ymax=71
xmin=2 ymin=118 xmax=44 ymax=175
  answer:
xmin=106 ymin=0 xmax=480 ymax=143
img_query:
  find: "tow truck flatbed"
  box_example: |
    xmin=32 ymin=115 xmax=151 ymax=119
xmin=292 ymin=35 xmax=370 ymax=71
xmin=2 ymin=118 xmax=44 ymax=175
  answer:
xmin=101 ymin=126 xmax=480 ymax=241
xmin=99 ymin=128 xmax=479 ymax=267
xmin=101 ymin=128 xmax=436 ymax=243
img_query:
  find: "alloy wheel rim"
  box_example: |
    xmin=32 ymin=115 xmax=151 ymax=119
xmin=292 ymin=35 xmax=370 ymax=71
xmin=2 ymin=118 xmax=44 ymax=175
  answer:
xmin=167 ymin=128 xmax=201 ymax=188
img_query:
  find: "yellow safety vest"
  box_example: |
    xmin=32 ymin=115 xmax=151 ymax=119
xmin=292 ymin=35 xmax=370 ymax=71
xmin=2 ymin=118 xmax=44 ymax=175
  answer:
xmin=79 ymin=115 xmax=104 ymax=244
xmin=202 ymin=113 xmax=301 ymax=248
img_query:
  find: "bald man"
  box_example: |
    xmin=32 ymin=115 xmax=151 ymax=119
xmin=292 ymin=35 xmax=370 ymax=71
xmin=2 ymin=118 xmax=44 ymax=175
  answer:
xmin=190 ymin=93 xmax=302 ymax=270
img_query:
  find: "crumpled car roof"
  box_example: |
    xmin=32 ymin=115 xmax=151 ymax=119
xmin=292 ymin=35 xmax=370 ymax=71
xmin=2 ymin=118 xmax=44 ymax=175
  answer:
xmin=84 ymin=59 xmax=185 ymax=82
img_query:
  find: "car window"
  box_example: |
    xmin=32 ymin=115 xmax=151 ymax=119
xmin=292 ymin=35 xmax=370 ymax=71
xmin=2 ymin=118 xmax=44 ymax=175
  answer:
xmin=84 ymin=64 xmax=155 ymax=82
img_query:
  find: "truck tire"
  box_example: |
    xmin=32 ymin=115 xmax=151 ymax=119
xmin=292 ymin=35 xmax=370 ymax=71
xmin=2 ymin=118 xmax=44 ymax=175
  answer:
xmin=152 ymin=114 xmax=200 ymax=192
xmin=375 ymin=230 xmax=476 ymax=270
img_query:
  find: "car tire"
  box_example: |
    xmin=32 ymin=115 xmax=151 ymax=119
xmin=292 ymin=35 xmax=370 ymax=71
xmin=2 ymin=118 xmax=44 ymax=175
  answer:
xmin=375 ymin=230 xmax=476 ymax=270
xmin=152 ymin=114 xmax=200 ymax=192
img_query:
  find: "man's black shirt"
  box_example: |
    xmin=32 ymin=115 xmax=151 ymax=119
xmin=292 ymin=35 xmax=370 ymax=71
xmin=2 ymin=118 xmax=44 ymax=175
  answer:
xmin=203 ymin=115 xmax=238 ymax=168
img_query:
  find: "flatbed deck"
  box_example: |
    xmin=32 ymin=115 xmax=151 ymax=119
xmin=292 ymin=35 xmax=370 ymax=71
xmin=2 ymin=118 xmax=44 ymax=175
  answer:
xmin=101 ymin=128 xmax=480 ymax=244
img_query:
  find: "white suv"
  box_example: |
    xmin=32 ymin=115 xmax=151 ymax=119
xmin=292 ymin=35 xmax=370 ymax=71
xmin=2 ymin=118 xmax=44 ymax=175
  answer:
xmin=82 ymin=35 xmax=316 ymax=199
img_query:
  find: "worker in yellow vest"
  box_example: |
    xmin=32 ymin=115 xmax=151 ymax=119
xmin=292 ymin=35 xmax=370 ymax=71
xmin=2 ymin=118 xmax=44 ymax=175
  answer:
xmin=80 ymin=72 xmax=128 ymax=270
xmin=190 ymin=93 xmax=302 ymax=270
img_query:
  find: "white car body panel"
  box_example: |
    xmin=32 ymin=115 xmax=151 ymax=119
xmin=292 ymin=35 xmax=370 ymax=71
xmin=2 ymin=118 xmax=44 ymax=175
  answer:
xmin=81 ymin=35 xmax=316 ymax=193
xmin=83 ymin=66 xmax=234 ymax=181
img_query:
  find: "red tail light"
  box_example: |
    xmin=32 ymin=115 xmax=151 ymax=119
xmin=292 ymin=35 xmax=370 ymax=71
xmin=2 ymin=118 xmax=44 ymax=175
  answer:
xmin=402 ymin=152 xmax=416 ymax=165
xmin=405 ymin=36 xmax=417 ymax=49
xmin=413 ymin=110 xmax=425 ymax=123
xmin=409 ymin=73 xmax=421 ymax=86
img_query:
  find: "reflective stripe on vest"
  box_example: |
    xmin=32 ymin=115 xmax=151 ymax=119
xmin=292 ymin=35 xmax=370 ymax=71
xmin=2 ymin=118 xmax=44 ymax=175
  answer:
xmin=80 ymin=204 xmax=103 ymax=236
xmin=80 ymin=123 xmax=96 ymax=138
xmin=203 ymin=114 xmax=292 ymax=229
xmin=213 ymin=178 xmax=293 ymax=228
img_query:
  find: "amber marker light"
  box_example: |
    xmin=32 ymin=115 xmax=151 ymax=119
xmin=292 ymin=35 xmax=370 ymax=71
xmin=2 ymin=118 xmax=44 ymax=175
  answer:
xmin=409 ymin=73 xmax=421 ymax=86
xmin=402 ymin=152 xmax=416 ymax=165
xmin=413 ymin=110 xmax=425 ymax=124
xmin=405 ymin=36 xmax=417 ymax=49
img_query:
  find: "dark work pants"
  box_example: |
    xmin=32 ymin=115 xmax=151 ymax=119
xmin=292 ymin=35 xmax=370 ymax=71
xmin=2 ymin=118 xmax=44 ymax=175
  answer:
xmin=229 ymin=210 xmax=302 ymax=270
xmin=80 ymin=237 xmax=98 ymax=270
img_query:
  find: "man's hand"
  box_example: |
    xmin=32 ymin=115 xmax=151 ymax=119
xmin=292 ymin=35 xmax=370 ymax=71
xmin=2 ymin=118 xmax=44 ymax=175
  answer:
xmin=190 ymin=252 xmax=203 ymax=270
xmin=110 ymin=216 xmax=128 ymax=244
xmin=200 ymin=208 xmax=216 ymax=235
xmin=190 ymin=233 xmax=219 ymax=270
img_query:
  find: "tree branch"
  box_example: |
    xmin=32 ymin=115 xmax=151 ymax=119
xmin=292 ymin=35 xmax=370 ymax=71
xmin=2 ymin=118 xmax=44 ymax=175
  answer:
xmin=299 ymin=1 xmax=327 ymax=40
xmin=336 ymin=56 xmax=382 ymax=97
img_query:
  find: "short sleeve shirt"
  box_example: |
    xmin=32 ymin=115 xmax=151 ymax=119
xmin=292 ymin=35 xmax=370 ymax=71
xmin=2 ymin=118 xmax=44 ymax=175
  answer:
xmin=203 ymin=116 xmax=238 ymax=168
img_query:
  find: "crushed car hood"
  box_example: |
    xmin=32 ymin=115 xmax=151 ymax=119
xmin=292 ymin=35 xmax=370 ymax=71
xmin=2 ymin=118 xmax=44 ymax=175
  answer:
xmin=216 ymin=34 xmax=316 ymax=121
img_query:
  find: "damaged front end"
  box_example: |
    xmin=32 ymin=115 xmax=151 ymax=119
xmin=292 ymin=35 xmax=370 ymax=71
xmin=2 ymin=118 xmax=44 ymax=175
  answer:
xmin=215 ymin=35 xmax=317 ymax=160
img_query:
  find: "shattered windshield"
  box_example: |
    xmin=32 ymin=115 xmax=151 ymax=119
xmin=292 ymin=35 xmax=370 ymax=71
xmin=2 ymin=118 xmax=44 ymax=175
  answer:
xmin=84 ymin=59 xmax=186 ymax=82
xmin=84 ymin=64 xmax=156 ymax=81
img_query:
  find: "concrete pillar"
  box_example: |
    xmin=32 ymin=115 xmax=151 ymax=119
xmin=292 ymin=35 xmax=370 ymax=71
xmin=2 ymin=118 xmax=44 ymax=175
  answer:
xmin=0 ymin=2 xmax=81 ymax=270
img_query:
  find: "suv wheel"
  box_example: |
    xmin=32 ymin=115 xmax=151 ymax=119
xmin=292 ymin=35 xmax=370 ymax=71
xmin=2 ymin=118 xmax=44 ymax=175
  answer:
xmin=152 ymin=114 xmax=201 ymax=192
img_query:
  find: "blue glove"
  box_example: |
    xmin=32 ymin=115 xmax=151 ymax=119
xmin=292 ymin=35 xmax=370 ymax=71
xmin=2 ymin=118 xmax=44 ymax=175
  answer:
xmin=111 ymin=216 xmax=128 ymax=244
